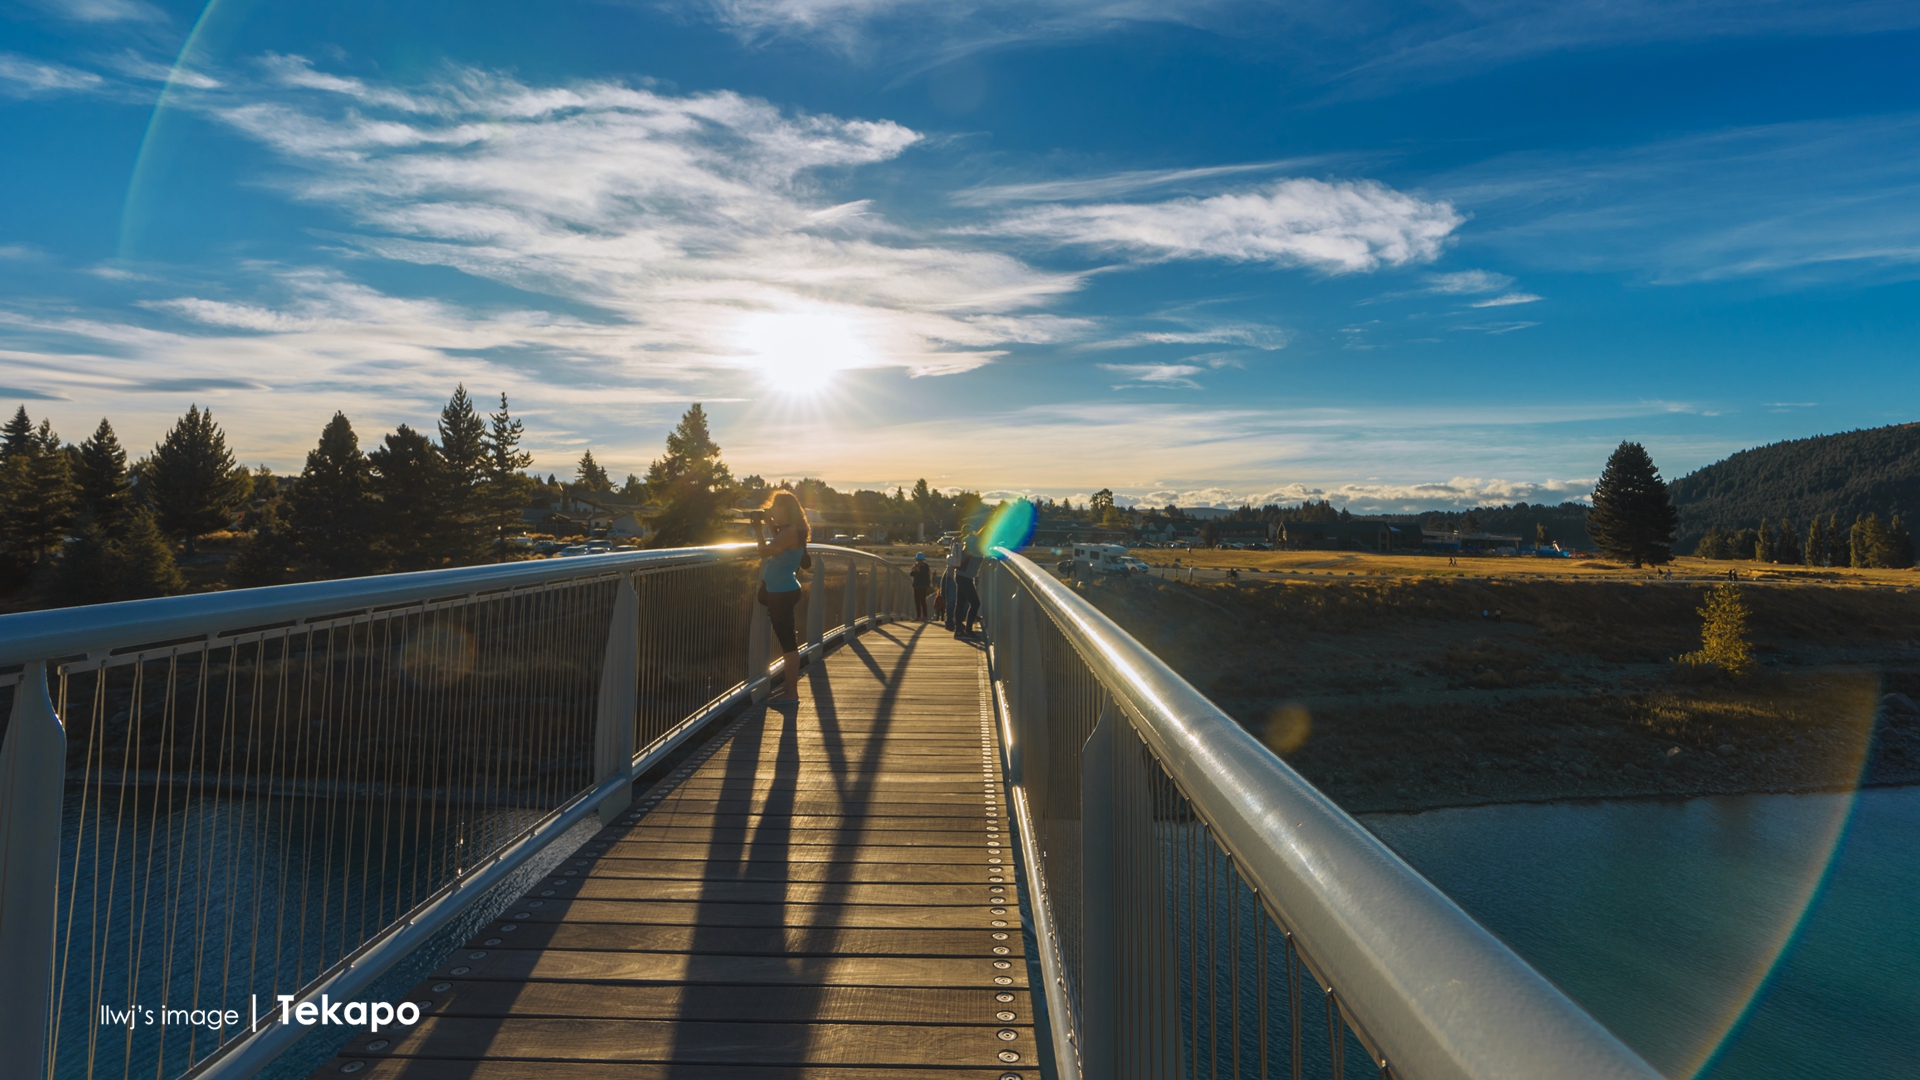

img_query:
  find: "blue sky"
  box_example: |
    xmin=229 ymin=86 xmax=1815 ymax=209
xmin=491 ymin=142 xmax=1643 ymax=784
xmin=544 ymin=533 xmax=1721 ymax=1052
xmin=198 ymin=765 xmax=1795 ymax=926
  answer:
xmin=3 ymin=0 xmax=1918 ymax=510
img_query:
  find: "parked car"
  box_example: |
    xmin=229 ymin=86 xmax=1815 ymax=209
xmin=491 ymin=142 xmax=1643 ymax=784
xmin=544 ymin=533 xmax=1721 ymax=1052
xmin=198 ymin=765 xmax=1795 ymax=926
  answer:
xmin=830 ymin=533 xmax=852 ymax=544
xmin=556 ymin=544 xmax=591 ymax=557
xmin=534 ymin=540 xmax=565 ymax=556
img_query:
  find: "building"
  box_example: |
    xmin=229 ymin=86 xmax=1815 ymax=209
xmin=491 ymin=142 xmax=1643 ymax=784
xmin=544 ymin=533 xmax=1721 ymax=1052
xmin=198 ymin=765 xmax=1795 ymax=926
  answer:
xmin=1283 ymin=521 xmax=1420 ymax=551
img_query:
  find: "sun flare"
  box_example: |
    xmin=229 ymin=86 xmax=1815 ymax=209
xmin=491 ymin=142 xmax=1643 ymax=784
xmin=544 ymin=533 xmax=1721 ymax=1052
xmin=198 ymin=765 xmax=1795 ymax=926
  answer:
xmin=730 ymin=308 xmax=880 ymax=397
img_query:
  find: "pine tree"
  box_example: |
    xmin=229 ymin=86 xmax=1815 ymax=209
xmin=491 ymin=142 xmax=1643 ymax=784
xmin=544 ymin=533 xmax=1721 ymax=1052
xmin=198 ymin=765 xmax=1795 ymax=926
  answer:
xmin=146 ymin=405 xmax=247 ymax=556
xmin=75 ymin=418 xmax=133 ymax=527
xmin=368 ymin=425 xmax=457 ymax=572
xmin=1829 ymin=513 xmax=1848 ymax=567
xmin=576 ymin=451 xmax=612 ymax=492
xmin=1755 ymin=519 xmax=1775 ymax=563
xmin=424 ymin=387 xmax=490 ymax=563
xmin=1695 ymin=526 xmax=1728 ymax=560
xmin=643 ymin=404 xmax=738 ymax=548
xmin=480 ymin=393 xmax=536 ymax=554
xmin=1459 ymin=510 xmax=1480 ymax=535
xmin=1804 ymin=514 xmax=1828 ymax=567
xmin=230 ymin=491 xmax=297 ymax=587
xmin=1678 ymin=583 xmax=1755 ymax=677
xmin=1887 ymin=514 xmax=1916 ymax=569
xmin=289 ymin=412 xmax=375 ymax=579
xmin=1 ymin=405 xmax=34 ymax=459
xmin=56 ymin=508 xmax=185 ymax=605
xmin=1775 ymin=518 xmax=1802 ymax=565
xmin=1 ymin=419 xmax=78 ymax=571
xmin=1586 ymin=441 xmax=1680 ymax=567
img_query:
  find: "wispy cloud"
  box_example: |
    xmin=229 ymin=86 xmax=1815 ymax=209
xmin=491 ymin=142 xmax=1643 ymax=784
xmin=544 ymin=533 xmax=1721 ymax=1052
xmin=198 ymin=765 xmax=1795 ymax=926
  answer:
xmin=0 ymin=53 xmax=105 ymax=97
xmin=1424 ymin=269 xmax=1511 ymax=294
xmin=1440 ymin=113 xmax=1920 ymax=283
xmin=28 ymin=0 xmax=164 ymax=23
xmin=103 ymin=51 xmax=221 ymax=89
xmin=166 ymin=60 xmax=1101 ymax=386
xmin=983 ymin=178 xmax=1462 ymax=272
xmin=950 ymin=157 xmax=1348 ymax=206
xmin=1098 ymin=362 xmax=1205 ymax=389
xmin=1469 ymin=292 xmax=1541 ymax=307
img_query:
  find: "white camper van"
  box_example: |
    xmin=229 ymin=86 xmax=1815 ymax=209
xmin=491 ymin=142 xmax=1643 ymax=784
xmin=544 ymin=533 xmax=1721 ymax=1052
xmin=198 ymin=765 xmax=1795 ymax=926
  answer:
xmin=1070 ymin=544 xmax=1145 ymax=575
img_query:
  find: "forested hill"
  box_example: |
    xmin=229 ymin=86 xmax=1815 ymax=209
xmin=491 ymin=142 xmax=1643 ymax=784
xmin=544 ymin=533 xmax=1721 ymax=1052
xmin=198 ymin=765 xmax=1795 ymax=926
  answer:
xmin=1668 ymin=422 xmax=1920 ymax=544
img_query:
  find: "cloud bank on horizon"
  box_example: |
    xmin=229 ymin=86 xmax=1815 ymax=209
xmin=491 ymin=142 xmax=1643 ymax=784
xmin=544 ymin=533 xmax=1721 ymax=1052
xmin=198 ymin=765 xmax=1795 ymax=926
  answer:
xmin=0 ymin=0 xmax=1915 ymax=507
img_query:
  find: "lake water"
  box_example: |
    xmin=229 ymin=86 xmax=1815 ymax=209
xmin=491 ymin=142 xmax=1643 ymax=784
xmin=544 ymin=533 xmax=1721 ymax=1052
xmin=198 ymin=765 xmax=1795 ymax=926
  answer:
xmin=1360 ymin=786 xmax=1920 ymax=1080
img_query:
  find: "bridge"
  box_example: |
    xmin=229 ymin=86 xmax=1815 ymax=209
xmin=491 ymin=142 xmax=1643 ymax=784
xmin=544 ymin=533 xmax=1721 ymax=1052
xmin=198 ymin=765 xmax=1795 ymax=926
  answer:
xmin=0 ymin=545 xmax=1663 ymax=1080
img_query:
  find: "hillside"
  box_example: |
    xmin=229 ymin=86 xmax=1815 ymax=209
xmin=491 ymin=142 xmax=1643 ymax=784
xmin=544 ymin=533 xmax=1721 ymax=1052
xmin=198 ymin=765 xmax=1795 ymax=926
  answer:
xmin=1669 ymin=422 xmax=1920 ymax=546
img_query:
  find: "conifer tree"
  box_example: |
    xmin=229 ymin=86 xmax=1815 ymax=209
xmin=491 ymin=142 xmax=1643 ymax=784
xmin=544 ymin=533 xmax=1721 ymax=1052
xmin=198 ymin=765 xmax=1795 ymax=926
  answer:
xmin=1586 ymin=441 xmax=1679 ymax=567
xmin=1851 ymin=514 xmax=1879 ymax=569
xmin=76 ymin=418 xmax=133 ymax=527
xmin=643 ymin=404 xmax=738 ymax=548
xmin=482 ymin=393 xmax=536 ymax=546
xmin=1696 ymin=526 xmax=1728 ymax=560
xmin=1829 ymin=513 xmax=1847 ymax=566
xmin=1805 ymin=514 xmax=1828 ymax=567
xmin=1888 ymin=515 xmax=1916 ymax=569
xmin=1775 ymin=518 xmax=1802 ymax=565
xmin=1755 ymin=519 xmax=1774 ymax=563
xmin=369 ymin=425 xmax=452 ymax=571
xmin=289 ymin=412 xmax=374 ymax=578
xmin=576 ymin=450 xmax=612 ymax=491
xmin=1678 ymin=583 xmax=1755 ymax=677
xmin=428 ymin=387 xmax=491 ymax=563
xmin=1 ymin=405 xmax=34 ymax=459
xmin=231 ymin=491 xmax=297 ymax=587
xmin=56 ymin=508 xmax=185 ymax=605
xmin=0 ymin=418 xmax=78 ymax=573
xmin=146 ymin=405 xmax=248 ymax=555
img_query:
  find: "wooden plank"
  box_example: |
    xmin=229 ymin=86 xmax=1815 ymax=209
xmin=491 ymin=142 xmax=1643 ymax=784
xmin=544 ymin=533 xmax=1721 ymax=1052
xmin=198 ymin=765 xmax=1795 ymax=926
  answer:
xmin=317 ymin=630 xmax=1037 ymax=1078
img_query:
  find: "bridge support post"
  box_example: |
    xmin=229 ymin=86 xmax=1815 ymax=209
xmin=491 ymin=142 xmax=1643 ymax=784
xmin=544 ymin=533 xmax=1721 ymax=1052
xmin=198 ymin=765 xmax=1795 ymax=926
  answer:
xmin=747 ymin=590 xmax=772 ymax=703
xmin=868 ymin=559 xmax=879 ymax=626
xmin=842 ymin=554 xmax=858 ymax=634
xmin=595 ymin=575 xmax=639 ymax=824
xmin=806 ymin=572 xmax=825 ymax=649
xmin=1080 ymin=700 xmax=1116 ymax=1080
xmin=0 ymin=662 xmax=65 ymax=1079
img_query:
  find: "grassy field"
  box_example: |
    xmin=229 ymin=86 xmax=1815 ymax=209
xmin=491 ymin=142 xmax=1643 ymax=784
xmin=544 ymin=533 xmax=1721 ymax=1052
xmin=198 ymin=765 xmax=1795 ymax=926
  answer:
xmin=1055 ymin=567 xmax=1920 ymax=812
xmin=1104 ymin=545 xmax=1920 ymax=588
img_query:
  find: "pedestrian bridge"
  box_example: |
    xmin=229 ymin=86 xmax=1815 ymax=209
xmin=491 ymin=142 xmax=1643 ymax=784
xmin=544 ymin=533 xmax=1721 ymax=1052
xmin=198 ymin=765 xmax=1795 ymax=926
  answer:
xmin=0 ymin=545 xmax=1661 ymax=1080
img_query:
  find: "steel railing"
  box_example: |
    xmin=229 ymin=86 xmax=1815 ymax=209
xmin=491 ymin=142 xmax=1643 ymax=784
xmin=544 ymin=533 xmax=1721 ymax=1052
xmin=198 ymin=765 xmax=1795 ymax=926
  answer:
xmin=0 ymin=543 xmax=912 ymax=1080
xmin=980 ymin=551 xmax=1664 ymax=1080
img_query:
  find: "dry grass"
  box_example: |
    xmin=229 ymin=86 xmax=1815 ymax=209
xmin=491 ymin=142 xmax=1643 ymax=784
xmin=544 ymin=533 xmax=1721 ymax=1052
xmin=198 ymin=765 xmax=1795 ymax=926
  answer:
xmin=1063 ymin=571 xmax=1920 ymax=812
xmin=1105 ymin=546 xmax=1920 ymax=587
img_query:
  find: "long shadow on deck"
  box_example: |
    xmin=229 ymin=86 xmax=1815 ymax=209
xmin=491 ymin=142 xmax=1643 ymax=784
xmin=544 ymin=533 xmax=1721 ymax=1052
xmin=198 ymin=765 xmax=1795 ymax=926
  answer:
xmin=661 ymin=622 xmax=927 ymax=1077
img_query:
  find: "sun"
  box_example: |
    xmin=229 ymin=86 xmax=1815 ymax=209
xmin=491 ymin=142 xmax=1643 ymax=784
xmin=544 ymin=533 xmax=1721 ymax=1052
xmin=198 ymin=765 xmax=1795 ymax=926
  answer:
xmin=730 ymin=308 xmax=880 ymax=397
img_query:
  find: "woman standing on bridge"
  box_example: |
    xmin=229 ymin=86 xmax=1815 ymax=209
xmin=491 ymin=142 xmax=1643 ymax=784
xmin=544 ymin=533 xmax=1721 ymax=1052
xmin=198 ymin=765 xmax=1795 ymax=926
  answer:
xmin=752 ymin=489 xmax=809 ymax=703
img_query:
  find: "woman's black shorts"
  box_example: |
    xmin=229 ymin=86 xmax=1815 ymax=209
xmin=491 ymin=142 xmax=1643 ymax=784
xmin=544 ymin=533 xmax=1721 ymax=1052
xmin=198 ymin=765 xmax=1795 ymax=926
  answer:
xmin=765 ymin=588 xmax=802 ymax=652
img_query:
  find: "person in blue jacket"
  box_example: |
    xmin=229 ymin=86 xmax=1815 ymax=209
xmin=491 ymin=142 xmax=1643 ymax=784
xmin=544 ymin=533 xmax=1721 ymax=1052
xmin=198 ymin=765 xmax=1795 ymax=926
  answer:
xmin=752 ymin=489 xmax=809 ymax=703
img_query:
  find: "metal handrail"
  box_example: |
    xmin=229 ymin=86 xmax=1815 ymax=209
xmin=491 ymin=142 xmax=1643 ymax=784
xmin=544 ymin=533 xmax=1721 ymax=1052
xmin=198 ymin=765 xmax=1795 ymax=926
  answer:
xmin=0 ymin=543 xmax=913 ymax=1080
xmin=985 ymin=550 xmax=1662 ymax=1080
xmin=0 ymin=544 xmax=755 ymax=673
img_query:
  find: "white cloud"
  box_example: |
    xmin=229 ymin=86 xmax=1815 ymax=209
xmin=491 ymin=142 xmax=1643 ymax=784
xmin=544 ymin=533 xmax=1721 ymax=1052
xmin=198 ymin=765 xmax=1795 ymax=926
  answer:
xmin=1098 ymin=362 xmax=1204 ymax=389
xmin=173 ymin=61 xmax=1093 ymax=383
xmin=104 ymin=51 xmax=221 ymax=89
xmin=1081 ymin=320 xmax=1290 ymax=351
xmin=1469 ymin=292 xmax=1541 ymax=307
xmin=1424 ymin=269 xmax=1511 ymax=294
xmin=0 ymin=53 xmax=105 ymax=97
xmin=29 ymin=0 xmax=163 ymax=22
xmin=985 ymin=178 xmax=1462 ymax=272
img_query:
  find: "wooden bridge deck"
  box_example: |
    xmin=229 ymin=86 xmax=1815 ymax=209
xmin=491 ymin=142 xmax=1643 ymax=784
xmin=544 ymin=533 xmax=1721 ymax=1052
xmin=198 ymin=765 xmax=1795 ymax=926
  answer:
xmin=326 ymin=622 xmax=1037 ymax=1079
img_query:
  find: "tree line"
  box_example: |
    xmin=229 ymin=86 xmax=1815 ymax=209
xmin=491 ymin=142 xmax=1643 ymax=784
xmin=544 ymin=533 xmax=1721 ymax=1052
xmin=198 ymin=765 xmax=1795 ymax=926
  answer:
xmin=0 ymin=395 xmax=999 ymax=610
xmin=1693 ymin=513 xmax=1915 ymax=569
